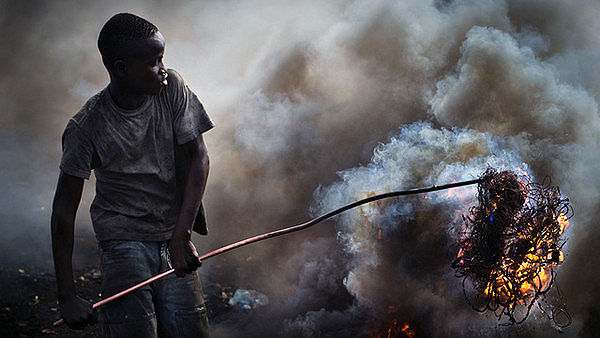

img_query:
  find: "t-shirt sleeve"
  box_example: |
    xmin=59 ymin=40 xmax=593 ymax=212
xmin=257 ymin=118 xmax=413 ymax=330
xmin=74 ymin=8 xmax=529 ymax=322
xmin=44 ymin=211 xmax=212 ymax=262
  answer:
xmin=59 ymin=120 xmax=93 ymax=179
xmin=167 ymin=69 xmax=215 ymax=145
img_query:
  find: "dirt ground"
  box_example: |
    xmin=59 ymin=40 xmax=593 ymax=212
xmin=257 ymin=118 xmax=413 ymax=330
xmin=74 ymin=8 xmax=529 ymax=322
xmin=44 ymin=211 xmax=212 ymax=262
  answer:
xmin=0 ymin=264 xmax=237 ymax=337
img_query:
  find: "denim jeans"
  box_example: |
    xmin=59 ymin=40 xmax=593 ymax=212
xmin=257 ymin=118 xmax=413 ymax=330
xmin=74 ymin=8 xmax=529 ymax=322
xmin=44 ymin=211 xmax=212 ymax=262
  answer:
xmin=99 ymin=240 xmax=209 ymax=338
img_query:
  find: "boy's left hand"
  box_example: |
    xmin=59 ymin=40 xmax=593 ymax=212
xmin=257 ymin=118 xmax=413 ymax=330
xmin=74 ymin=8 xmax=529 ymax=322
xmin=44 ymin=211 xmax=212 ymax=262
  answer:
xmin=169 ymin=236 xmax=202 ymax=277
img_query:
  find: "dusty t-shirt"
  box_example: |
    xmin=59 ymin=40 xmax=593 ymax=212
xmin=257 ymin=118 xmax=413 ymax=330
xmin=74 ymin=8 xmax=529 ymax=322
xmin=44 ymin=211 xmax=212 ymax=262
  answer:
xmin=59 ymin=69 xmax=214 ymax=241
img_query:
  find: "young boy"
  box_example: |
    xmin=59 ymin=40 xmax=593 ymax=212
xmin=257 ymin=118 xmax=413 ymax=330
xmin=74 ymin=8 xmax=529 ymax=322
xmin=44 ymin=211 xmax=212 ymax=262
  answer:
xmin=51 ymin=13 xmax=213 ymax=337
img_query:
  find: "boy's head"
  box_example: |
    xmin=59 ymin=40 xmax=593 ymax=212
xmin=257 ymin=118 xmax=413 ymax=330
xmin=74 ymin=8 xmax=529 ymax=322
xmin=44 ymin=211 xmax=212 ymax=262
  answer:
xmin=98 ymin=13 xmax=167 ymax=95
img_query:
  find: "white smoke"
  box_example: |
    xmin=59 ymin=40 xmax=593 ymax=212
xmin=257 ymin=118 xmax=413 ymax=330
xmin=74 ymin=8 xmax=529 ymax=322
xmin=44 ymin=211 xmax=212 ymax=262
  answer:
xmin=308 ymin=123 xmax=532 ymax=334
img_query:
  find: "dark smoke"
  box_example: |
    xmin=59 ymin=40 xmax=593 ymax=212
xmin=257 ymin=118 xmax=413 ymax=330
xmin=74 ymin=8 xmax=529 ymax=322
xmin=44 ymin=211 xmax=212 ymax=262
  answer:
xmin=2 ymin=0 xmax=600 ymax=336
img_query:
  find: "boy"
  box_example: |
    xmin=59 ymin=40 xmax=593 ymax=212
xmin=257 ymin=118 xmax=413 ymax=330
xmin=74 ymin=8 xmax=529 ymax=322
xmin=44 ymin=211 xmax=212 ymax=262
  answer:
xmin=51 ymin=13 xmax=213 ymax=337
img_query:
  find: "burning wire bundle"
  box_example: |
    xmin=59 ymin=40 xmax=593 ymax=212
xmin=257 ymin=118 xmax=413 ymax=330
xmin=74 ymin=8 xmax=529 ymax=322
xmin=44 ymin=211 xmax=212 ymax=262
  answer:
xmin=451 ymin=169 xmax=572 ymax=326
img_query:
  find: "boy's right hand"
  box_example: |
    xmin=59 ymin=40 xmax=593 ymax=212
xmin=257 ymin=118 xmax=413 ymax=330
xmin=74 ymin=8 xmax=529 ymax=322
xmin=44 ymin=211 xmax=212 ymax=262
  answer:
xmin=169 ymin=236 xmax=202 ymax=277
xmin=58 ymin=294 xmax=97 ymax=329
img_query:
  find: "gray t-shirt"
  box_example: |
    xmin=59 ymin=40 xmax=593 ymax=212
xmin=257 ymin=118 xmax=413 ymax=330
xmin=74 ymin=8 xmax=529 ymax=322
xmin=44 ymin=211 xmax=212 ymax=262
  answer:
xmin=60 ymin=69 xmax=214 ymax=241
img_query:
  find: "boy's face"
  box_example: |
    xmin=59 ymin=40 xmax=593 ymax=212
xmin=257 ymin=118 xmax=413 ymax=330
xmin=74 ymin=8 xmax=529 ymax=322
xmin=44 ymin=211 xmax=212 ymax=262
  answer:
xmin=122 ymin=31 xmax=167 ymax=96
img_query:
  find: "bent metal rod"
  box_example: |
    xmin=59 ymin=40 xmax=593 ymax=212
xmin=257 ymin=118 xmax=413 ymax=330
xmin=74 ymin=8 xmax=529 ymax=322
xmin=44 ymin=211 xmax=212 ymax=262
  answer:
xmin=53 ymin=178 xmax=481 ymax=327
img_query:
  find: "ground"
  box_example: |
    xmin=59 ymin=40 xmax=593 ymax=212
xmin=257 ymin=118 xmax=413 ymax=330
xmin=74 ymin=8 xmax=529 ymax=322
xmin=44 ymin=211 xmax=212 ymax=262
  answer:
xmin=0 ymin=264 xmax=236 ymax=337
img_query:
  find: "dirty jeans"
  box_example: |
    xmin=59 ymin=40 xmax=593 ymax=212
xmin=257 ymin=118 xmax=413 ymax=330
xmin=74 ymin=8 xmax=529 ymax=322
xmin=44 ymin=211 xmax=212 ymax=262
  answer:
xmin=99 ymin=240 xmax=209 ymax=338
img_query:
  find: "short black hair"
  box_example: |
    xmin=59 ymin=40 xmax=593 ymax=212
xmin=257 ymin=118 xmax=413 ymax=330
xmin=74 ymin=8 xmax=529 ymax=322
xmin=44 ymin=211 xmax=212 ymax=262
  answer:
xmin=98 ymin=13 xmax=158 ymax=68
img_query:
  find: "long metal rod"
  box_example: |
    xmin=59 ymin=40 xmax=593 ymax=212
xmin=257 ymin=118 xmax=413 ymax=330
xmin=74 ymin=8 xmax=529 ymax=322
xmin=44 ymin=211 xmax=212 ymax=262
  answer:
xmin=53 ymin=178 xmax=480 ymax=327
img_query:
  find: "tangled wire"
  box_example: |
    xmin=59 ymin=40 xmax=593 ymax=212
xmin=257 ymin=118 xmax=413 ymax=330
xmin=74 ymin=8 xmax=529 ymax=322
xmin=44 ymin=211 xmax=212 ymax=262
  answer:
xmin=451 ymin=169 xmax=572 ymax=326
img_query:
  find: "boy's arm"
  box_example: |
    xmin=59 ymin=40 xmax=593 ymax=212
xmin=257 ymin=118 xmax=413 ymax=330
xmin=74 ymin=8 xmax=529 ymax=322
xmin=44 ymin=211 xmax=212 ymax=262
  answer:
xmin=169 ymin=135 xmax=209 ymax=277
xmin=51 ymin=171 xmax=97 ymax=329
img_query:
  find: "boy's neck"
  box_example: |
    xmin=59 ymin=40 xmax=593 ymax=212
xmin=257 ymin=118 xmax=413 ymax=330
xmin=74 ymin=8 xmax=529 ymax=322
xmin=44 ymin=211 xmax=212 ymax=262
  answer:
xmin=108 ymin=82 xmax=149 ymax=111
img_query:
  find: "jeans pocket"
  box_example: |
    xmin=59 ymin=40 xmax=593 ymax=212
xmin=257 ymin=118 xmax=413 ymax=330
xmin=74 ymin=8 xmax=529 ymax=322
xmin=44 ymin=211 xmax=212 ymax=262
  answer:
xmin=175 ymin=306 xmax=209 ymax=338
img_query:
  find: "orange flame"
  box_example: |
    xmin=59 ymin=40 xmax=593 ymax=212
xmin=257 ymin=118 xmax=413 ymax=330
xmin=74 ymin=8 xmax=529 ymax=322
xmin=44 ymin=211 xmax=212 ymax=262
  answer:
xmin=476 ymin=212 xmax=568 ymax=302
xmin=557 ymin=214 xmax=569 ymax=232
xmin=372 ymin=319 xmax=415 ymax=338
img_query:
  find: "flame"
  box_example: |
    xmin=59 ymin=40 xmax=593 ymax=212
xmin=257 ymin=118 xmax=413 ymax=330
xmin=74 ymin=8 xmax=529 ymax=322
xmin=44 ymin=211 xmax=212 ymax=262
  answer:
xmin=557 ymin=214 xmax=569 ymax=232
xmin=476 ymin=212 xmax=568 ymax=302
xmin=370 ymin=305 xmax=415 ymax=337
xmin=372 ymin=319 xmax=415 ymax=338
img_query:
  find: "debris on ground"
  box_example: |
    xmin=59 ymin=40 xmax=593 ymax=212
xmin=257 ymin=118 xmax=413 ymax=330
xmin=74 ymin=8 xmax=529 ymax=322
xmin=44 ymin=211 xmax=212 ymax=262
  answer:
xmin=228 ymin=289 xmax=269 ymax=310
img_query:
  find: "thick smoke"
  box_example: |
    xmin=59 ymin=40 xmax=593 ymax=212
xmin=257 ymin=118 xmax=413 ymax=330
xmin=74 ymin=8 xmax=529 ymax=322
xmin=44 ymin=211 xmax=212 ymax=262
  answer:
xmin=2 ymin=0 xmax=600 ymax=336
xmin=308 ymin=123 xmax=533 ymax=335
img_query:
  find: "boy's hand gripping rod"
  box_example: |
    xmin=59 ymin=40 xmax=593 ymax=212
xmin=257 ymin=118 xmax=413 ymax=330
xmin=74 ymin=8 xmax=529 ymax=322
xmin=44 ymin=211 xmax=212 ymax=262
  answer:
xmin=53 ymin=178 xmax=480 ymax=327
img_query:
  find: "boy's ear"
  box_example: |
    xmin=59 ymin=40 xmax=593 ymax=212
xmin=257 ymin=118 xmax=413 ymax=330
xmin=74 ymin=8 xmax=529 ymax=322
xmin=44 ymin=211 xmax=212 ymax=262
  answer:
xmin=112 ymin=59 xmax=128 ymax=78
